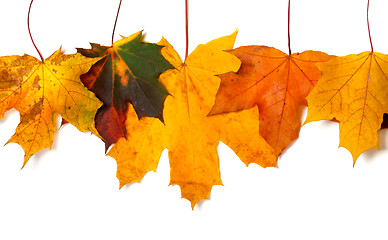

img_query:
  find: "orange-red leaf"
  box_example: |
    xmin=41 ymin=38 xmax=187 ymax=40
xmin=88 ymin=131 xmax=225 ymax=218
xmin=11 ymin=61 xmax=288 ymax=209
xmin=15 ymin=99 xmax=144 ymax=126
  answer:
xmin=209 ymin=46 xmax=330 ymax=156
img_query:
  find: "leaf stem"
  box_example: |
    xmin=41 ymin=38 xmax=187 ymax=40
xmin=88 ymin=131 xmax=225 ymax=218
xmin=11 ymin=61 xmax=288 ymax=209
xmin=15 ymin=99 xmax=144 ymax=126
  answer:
xmin=185 ymin=0 xmax=189 ymax=61
xmin=28 ymin=0 xmax=44 ymax=62
xmin=112 ymin=0 xmax=123 ymax=46
xmin=288 ymin=0 xmax=291 ymax=55
xmin=367 ymin=0 xmax=373 ymax=53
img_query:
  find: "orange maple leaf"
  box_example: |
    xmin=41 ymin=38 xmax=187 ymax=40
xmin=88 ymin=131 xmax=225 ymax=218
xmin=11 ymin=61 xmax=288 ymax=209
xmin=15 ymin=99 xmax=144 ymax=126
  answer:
xmin=305 ymin=51 xmax=388 ymax=164
xmin=209 ymin=46 xmax=330 ymax=157
xmin=108 ymin=32 xmax=276 ymax=208
xmin=0 ymin=50 xmax=102 ymax=166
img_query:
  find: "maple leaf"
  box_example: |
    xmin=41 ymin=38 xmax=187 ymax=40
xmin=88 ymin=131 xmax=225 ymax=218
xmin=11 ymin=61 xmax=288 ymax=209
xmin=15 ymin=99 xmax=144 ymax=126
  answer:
xmin=108 ymin=32 xmax=276 ymax=208
xmin=0 ymin=49 xmax=102 ymax=166
xmin=77 ymin=31 xmax=174 ymax=149
xmin=305 ymin=52 xmax=388 ymax=164
xmin=108 ymin=103 xmax=165 ymax=187
xmin=209 ymin=46 xmax=330 ymax=157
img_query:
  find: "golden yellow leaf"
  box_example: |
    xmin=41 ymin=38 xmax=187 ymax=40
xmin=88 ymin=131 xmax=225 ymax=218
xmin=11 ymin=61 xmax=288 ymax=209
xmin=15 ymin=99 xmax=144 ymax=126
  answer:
xmin=162 ymin=33 xmax=276 ymax=208
xmin=109 ymin=32 xmax=276 ymax=208
xmin=305 ymin=52 xmax=388 ymax=164
xmin=0 ymin=49 xmax=102 ymax=166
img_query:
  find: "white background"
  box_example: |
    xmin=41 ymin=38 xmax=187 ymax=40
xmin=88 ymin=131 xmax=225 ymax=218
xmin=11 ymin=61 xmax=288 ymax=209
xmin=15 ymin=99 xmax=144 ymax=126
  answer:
xmin=0 ymin=0 xmax=388 ymax=239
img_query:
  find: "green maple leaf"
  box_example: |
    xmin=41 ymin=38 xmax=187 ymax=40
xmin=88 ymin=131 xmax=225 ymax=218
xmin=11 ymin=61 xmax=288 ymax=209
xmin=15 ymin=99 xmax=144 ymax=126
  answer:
xmin=77 ymin=31 xmax=174 ymax=149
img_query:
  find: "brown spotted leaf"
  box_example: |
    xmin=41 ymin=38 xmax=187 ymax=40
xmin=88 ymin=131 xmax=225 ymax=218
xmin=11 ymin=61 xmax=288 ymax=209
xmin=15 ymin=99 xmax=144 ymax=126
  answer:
xmin=0 ymin=49 xmax=102 ymax=166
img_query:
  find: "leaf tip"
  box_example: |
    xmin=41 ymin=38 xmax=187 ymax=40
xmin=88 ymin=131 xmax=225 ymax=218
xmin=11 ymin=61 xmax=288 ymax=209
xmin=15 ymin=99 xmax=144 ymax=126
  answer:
xmin=191 ymin=202 xmax=196 ymax=210
xmin=104 ymin=143 xmax=112 ymax=154
xmin=207 ymin=103 xmax=222 ymax=117
xmin=21 ymin=156 xmax=29 ymax=169
xmin=158 ymin=116 xmax=165 ymax=125
xmin=119 ymin=181 xmax=126 ymax=190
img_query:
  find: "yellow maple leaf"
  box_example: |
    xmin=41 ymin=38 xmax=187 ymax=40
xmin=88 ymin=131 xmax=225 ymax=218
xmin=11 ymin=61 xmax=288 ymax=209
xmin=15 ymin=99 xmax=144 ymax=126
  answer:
xmin=108 ymin=103 xmax=165 ymax=187
xmin=108 ymin=32 xmax=276 ymax=208
xmin=0 ymin=49 xmax=102 ymax=166
xmin=305 ymin=52 xmax=388 ymax=164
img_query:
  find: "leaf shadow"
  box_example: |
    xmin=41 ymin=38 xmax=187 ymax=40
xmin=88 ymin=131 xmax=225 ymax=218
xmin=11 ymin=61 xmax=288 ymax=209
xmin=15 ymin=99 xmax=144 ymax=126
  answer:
xmin=120 ymin=181 xmax=139 ymax=190
xmin=277 ymin=105 xmax=311 ymax=166
xmin=0 ymin=109 xmax=20 ymax=145
xmin=194 ymin=197 xmax=208 ymax=210
xmin=361 ymin=128 xmax=388 ymax=163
